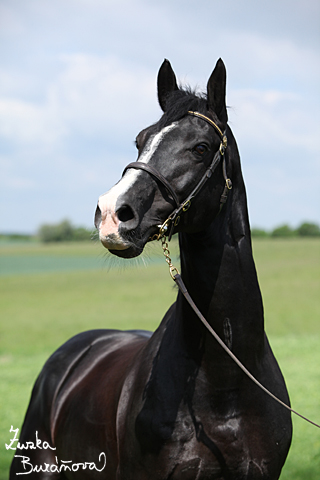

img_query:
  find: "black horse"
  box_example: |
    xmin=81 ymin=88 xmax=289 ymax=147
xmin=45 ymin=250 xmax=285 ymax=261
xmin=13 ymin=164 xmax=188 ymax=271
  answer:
xmin=10 ymin=59 xmax=292 ymax=479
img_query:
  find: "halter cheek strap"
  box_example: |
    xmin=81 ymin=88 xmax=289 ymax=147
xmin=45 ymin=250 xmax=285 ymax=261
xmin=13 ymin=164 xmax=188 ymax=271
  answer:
xmin=122 ymin=111 xmax=232 ymax=241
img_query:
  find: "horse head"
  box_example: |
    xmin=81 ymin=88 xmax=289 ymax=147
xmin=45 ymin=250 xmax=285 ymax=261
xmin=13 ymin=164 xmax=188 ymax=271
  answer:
xmin=95 ymin=59 xmax=231 ymax=258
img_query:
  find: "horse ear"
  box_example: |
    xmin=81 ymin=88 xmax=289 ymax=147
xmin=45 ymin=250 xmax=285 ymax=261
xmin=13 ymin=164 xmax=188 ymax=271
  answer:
xmin=157 ymin=59 xmax=179 ymax=112
xmin=207 ymin=58 xmax=228 ymax=123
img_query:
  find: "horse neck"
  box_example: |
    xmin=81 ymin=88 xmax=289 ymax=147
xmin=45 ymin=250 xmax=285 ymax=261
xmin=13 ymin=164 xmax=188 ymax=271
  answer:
xmin=177 ymin=138 xmax=265 ymax=371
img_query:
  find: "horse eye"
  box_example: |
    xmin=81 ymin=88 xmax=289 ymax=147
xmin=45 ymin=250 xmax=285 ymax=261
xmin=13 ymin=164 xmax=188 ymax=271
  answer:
xmin=193 ymin=144 xmax=207 ymax=155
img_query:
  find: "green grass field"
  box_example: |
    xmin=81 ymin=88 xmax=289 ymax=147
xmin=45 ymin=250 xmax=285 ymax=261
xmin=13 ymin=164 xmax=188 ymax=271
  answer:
xmin=0 ymin=239 xmax=319 ymax=479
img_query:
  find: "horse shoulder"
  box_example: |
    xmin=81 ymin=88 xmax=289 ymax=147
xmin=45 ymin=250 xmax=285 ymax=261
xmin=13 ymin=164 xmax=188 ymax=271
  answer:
xmin=12 ymin=329 xmax=149 ymax=478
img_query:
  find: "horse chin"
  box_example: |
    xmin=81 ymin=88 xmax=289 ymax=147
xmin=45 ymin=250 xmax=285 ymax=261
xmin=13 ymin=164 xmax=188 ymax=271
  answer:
xmin=108 ymin=245 xmax=143 ymax=259
xmin=101 ymin=225 xmax=158 ymax=258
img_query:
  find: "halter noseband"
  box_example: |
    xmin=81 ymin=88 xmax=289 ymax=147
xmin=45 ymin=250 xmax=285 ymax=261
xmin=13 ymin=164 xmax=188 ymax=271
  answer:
xmin=122 ymin=111 xmax=232 ymax=241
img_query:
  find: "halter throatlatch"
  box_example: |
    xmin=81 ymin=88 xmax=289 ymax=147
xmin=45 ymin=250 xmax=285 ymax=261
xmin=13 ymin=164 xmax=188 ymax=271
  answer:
xmin=123 ymin=111 xmax=232 ymax=241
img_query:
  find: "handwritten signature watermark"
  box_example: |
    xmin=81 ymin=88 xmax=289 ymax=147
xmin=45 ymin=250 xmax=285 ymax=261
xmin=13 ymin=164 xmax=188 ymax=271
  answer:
xmin=5 ymin=426 xmax=107 ymax=475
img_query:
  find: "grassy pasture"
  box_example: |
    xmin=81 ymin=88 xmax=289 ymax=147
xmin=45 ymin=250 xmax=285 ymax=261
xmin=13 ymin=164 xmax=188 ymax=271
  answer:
xmin=0 ymin=239 xmax=319 ymax=479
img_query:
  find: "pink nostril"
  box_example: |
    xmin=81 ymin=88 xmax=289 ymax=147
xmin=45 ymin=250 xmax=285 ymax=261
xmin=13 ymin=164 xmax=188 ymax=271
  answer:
xmin=117 ymin=205 xmax=135 ymax=223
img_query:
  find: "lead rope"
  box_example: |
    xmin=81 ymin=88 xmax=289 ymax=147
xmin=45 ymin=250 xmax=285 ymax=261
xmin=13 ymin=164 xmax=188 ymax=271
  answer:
xmin=160 ymin=236 xmax=320 ymax=429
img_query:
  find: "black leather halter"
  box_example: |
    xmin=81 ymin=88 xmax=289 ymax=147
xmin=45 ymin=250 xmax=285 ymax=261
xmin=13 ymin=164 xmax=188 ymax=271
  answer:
xmin=122 ymin=111 xmax=232 ymax=240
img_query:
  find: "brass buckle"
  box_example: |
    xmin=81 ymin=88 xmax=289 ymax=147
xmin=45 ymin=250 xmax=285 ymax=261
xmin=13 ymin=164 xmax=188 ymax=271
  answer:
xmin=182 ymin=200 xmax=191 ymax=212
xmin=226 ymin=178 xmax=232 ymax=190
xmin=219 ymin=136 xmax=227 ymax=155
xmin=222 ymin=135 xmax=228 ymax=149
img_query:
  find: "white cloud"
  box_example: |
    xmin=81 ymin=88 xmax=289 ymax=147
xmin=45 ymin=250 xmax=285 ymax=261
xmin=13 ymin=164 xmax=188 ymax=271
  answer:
xmin=0 ymin=97 xmax=67 ymax=146
xmin=220 ymin=30 xmax=320 ymax=91
xmin=0 ymin=0 xmax=319 ymax=232
xmin=0 ymin=54 xmax=159 ymax=149
xmin=52 ymin=54 xmax=158 ymax=135
xmin=228 ymin=88 xmax=320 ymax=155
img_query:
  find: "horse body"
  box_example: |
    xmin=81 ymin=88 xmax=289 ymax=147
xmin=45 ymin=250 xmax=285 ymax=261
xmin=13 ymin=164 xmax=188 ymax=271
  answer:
xmin=10 ymin=59 xmax=292 ymax=479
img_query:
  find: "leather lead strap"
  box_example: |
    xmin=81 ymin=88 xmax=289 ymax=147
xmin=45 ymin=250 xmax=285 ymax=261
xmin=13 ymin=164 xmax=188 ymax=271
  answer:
xmin=174 ymin=272 xmax=320 ymax=429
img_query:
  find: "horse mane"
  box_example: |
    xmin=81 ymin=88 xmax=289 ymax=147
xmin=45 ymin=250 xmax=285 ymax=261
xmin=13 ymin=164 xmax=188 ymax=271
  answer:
xmin=159 ymin=87 xmax=208 ymax=128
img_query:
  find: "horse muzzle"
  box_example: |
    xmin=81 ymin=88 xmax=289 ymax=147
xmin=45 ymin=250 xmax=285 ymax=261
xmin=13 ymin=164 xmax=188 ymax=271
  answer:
xmin=94 ymin=199 xmax=146 ymax=258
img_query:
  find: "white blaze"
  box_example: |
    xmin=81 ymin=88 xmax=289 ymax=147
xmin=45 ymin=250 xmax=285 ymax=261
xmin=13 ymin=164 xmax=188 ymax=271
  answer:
xmin=98 ymin=122 xmax=178 ymax=249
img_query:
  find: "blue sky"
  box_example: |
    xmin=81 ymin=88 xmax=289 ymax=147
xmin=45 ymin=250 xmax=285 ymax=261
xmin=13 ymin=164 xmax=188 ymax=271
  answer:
xmin=1 ymin=0 xmax=319 ymax=233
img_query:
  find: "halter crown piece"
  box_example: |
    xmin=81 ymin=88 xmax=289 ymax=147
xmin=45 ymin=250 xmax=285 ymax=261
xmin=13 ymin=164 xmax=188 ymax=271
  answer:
xmin=123 ymin=111 xmax=232 ymax=241
xmin=188 ymin=111 xmax=228 ymax=153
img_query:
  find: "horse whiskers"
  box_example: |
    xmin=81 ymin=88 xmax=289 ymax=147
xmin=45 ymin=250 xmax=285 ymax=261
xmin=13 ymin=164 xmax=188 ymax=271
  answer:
xmin=90 ymin=229 xmax=100 ymax=241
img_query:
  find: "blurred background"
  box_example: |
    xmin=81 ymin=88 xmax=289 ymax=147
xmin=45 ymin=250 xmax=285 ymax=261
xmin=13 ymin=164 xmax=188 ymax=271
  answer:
xmin=0 ymin=2 xmax=320 ymax=479
xmin=1 ymin=0 xmax=319 ymax=235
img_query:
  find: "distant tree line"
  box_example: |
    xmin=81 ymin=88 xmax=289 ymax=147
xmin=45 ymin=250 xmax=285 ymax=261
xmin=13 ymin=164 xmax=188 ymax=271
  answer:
xmin=0 ymin=233 xmax=35 ymax=242
xmin=37 ymin=219 xmax=319 ymax=242
xmin=1 ymin=220 xmax=319 ymax=243
xmin=37 ymin=219 xmax=92 ymax=243
xmin=251 ymin=222 xmax=320 ymax=238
